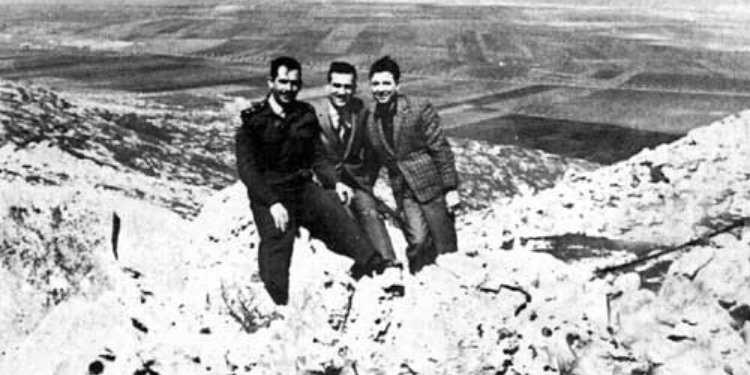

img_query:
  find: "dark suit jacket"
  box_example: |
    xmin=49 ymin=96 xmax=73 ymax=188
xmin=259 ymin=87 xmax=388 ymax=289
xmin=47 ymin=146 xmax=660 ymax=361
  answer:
xmin=367 ymin=94 xmax=458 ymax=204
xmin=312 ymin=97 xmax=379 ymax=193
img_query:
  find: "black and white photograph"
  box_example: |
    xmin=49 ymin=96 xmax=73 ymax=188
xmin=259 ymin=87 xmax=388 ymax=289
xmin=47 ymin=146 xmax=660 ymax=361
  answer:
xmin=1 ymin=0 xmax=749 ymax=374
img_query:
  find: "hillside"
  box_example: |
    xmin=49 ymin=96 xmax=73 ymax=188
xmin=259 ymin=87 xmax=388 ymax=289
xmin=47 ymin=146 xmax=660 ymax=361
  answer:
xmin=0 ymin=79 xmax=595 ymax=214
xmin=507 ymin=111 xmax=750 ymax=245
xmin=1 ymin=80 xmax=749 ymax=375
xmin=0 ymin=79 xmax=235 ymax=216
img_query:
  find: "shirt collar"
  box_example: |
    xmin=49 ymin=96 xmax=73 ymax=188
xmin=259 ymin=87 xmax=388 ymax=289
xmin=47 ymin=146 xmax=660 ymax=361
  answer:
xmin=327 ymin=100 xmax=338 ymax=117
xmin=328 ymin=100 xmax=350 ymax=127
xmin=268 ymin=94 xmax=286 ymax=118
xmin=375 ymin=98 xmax=397 ymax=118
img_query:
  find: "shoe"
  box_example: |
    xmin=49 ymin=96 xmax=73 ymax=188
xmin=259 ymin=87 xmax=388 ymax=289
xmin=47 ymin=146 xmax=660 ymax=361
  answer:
xmin=405 ymin=242 xmax=438 ymax=274
xmin=376 ymin=261 xmax=405 ymax=297
xmin=348 ymin=262 xmax=369 ymax=280
xmin=350 ymin=253 xmax=388 ymax=280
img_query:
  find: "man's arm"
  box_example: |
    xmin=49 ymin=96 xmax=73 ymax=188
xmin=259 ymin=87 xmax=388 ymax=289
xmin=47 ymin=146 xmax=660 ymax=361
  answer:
xmin=419 ymin=101 xmax=458 ymax=192
xmin=362 ymin=145 xmax=383 ymax=190
xmin=316 ymin=128 xmax=342 ymax=179
xmin=309 ymin=109 xmax=340 ymax=190
xmin=359 ymin=106 xmax=382 ymax=191
xmin=313 ymin=128 xmax=356 ymax=204
xmin=235 ymin=110 xmax=279 ymax=206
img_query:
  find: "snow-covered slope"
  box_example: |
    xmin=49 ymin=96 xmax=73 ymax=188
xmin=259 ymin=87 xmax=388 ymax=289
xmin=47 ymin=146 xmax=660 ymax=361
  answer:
xmin=507 ymin=110 xmax=750 ymax=245
xmin=179 ymin=107 xmax=750 ymax=373
xmin=1 ymin=79 xmax=231 ymax=216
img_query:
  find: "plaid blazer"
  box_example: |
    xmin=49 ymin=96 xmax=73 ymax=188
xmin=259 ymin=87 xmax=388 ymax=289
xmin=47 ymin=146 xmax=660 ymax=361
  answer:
xmin=367 ymin=94 xmax=458 ymax=204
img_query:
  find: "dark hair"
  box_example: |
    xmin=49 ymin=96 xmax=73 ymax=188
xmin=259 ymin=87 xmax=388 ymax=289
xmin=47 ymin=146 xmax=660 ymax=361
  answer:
xmin=327 ymin=61 xmax=357 ymax=82
xmin=368 ymin=55 xmax=400 ymax=83
xmin=269 ymin=56 xmax=302 ymax=80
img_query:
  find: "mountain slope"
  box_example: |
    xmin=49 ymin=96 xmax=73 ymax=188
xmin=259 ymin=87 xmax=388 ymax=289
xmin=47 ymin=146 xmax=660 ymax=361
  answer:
xmin=1 ymin=80 xmax=749 ymax=375
xmin=505 ymin=110 xmax=750 ymax=245
xmin=1 ymin=79 xmax=231 ymax=217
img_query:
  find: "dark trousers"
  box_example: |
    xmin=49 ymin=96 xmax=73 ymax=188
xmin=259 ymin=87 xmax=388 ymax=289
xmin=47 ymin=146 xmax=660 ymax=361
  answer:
xmin=347 ymin=189 xmax=396 ymax=261
xmin=401 ymin=191 xmax=457 ymax=273
xmin=250 ymin=182 xmax=376 ymax=305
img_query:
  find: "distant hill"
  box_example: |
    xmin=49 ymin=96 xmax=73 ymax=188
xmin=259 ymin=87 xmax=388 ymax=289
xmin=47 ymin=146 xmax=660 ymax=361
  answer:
xmin=345 ymin=0 xmax=750 ymax=13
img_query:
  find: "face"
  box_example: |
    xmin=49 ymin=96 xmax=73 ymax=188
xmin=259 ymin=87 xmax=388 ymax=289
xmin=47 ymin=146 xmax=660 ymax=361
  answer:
xmin=369 ymin=71 xmax=398 ymax=105
xmin=268 ymin=66 xmax=302 ymax=105
xmin=327 ymin=72 xmax=356 ymax=108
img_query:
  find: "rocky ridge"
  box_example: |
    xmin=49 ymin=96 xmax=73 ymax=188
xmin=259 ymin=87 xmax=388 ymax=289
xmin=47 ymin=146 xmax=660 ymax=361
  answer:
xmin=505 ymin=111 xmax=750 ymax=245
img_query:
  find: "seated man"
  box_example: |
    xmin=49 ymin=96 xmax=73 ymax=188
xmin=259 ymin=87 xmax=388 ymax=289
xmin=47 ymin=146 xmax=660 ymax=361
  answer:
xmin=311 ymin=61 xmax=399 ymax=266
xmin=235 ymin=56 xmax=388 ymax=305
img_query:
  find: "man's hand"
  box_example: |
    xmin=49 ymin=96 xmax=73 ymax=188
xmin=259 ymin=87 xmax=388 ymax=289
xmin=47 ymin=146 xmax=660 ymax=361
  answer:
xmin=445 ymin=190 xmax=460 ymax=212
xmin=269 ymin=202 xmax=289 ymax=232
xmin=335 ymin=182 xmax=354 ymax=206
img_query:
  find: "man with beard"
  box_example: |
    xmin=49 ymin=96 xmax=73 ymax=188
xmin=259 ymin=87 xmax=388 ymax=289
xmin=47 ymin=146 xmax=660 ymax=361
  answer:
xmin=311 ymin=61 xmax=399 ymax=267
xmin=366 ymin=55 xmax=460 ymax=274
xmin=235 ymin=56 xmax=389 ymax=305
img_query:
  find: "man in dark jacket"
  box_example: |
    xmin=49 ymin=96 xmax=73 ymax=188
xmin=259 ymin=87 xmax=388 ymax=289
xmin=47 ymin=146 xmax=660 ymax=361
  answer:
xmin=312 ymin=61 xmax=397 ymax=264
xmin=366 ymin=56 xmax=460 ymax=274
xmin=235 ymin=56 xmax=386 ymax=305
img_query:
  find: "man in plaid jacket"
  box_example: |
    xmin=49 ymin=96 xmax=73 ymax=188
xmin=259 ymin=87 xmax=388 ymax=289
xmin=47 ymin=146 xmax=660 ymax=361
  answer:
xmin=366 ymin=55 xmax=460 ymax=273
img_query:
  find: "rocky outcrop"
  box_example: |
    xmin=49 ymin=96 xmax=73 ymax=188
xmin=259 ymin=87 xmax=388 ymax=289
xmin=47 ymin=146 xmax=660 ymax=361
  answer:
xmin=0 ymin=176 xmax=213 ymax=374
xmin=612 ymin=230 xmax=750 ymax=375
xmin=451 ymin=137 xmax=598 ymax=211
xmin=0 ymin=141 xmax=212 ymax=218
xmin=0 ymin=182 xmax=113 ymax=348
xmin=504 ymin=110 xmax=750 ymax=246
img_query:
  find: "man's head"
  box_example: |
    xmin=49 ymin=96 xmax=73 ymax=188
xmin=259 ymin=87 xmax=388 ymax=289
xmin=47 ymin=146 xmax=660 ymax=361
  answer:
xmin=368 ymin=55 xmax=400 ymax=105
xmin=327 ymin=61 xmax=357 ymax=109
xmin=268 ymin=56 xmax=303 ymax=106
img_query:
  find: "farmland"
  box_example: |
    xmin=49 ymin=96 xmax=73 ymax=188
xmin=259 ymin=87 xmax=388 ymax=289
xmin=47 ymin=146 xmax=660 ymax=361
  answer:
xmin=0 ymin=52 xmax=265 ymax=93
xmin=516 ymin=88 xmax=750 ymax=134
xmin=623 ymin=72 xmax=750 ymax=94
xmin=2 ymin=0 xmax=750 ymax=163
xmin=445 ymin=114 xmax=681 ymax=164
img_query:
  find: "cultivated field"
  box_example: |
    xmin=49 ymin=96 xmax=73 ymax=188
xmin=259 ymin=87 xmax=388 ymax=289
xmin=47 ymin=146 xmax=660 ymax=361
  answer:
xmin=445 ymin=114 xmax=681 ymax=164
xmin=2 ymin=0 xmax=750 ymax=162
xmin=517 ymin=88 xmax=750 ymax=134
xmin=624 ymin=72 xmax=750 ymax=93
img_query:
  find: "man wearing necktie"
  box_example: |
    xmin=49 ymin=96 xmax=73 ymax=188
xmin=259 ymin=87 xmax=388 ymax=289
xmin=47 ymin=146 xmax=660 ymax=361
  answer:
xmin=312 ymin=61 xmax=400 ymax=272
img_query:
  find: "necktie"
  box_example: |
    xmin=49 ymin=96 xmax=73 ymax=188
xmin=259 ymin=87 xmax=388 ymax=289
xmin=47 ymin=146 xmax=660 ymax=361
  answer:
xmin=337 ymin=114 xmax=350 ymax=144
